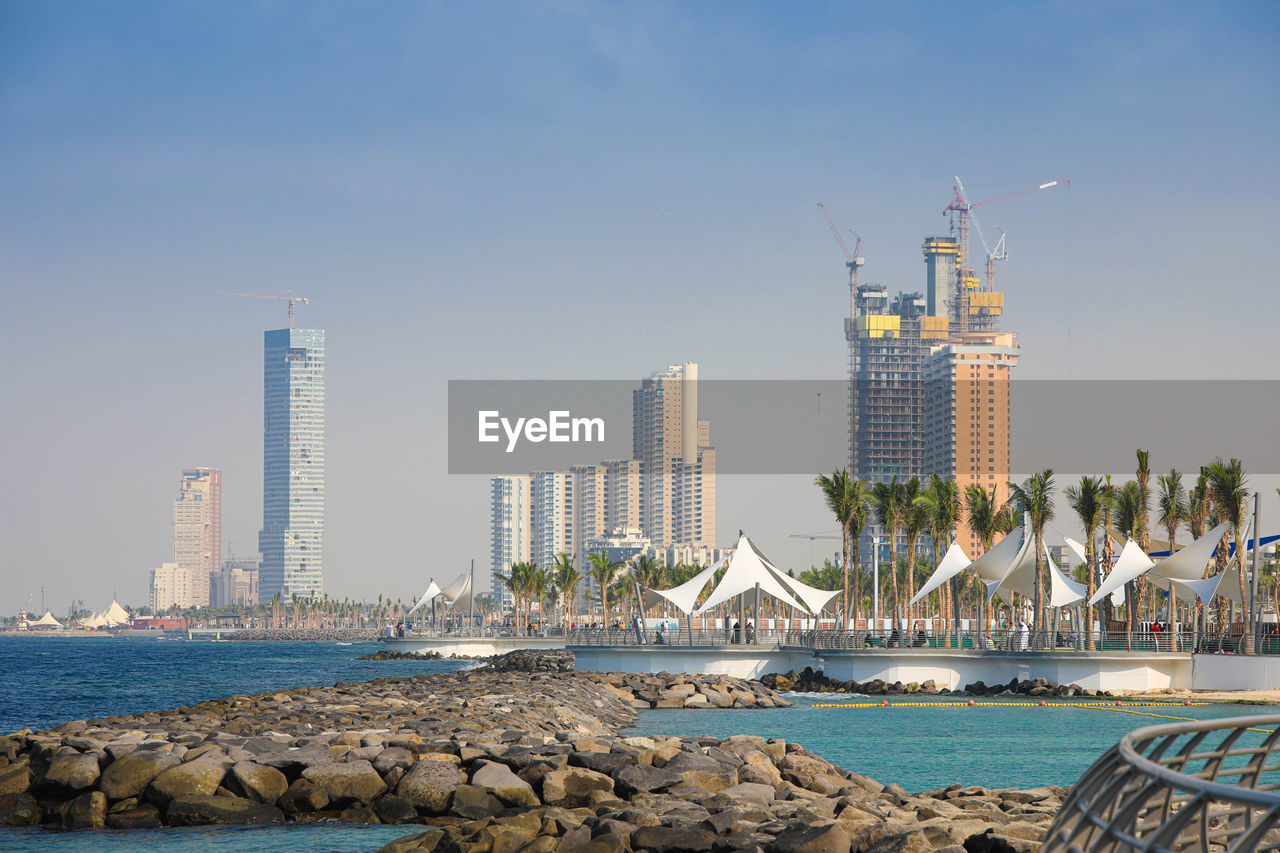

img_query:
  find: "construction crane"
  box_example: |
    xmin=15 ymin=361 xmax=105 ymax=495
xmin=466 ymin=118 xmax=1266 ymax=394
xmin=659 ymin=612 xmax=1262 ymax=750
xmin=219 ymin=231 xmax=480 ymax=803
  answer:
xmin=789 ymin=532 xmax=841 ymax=541
xmin=944 ymin=177 xmax=1070 ymax=288
xmin=217 ymin=289 xmax=310 ymax=329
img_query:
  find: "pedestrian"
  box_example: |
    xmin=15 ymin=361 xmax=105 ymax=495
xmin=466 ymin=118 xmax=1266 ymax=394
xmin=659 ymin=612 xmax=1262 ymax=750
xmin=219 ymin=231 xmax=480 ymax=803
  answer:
xmin=1019 ymin=620 xmax=1029 ymax=651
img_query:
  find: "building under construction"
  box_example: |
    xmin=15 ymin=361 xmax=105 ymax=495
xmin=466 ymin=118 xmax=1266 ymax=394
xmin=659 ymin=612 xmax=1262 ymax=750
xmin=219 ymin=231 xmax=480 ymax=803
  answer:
xmin=825 ymin=177 xmax=1065 ymax=554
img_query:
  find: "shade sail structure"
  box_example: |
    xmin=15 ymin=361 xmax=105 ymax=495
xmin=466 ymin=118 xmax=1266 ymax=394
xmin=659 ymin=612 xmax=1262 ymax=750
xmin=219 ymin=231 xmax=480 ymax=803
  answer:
xmin=909 ymin=542 xmax=972 ymax=607
xmin=998 ymin=529 xmax=1086 ymax=607
xmin=745 ymin=541 xmax=842 ymax=615
xmin=83 ymin=613 xmax=106 ymax=628
xmin=644 ymin=557 xmax=725 ymax=615
xmin=30 ymin=611 xmax=62 ymax=628
xmin=406 ymin=581 xmax=443 ymax=617
xmin=1063 ymin=538 xmax=1087 ymax=566
xmin=967 ymin=526 xmax=1025 ymax=604
xmin=1088 ymin=539 xmax=1154 ymax=606
xmin=439 ymin=572 xmax=475 ymax=611
xmin=103 ymin=600 xmax=130 ymax=627
xmin=1145 ymin=523 xmax=1230 ymax=592
xmin=694 ymin=534 xmax=808 ymax=615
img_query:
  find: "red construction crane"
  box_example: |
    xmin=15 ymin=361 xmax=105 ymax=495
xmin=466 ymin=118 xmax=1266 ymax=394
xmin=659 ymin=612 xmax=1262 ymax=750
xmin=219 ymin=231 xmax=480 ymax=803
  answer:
xmin=217 ymin=289 xmax=310 ymax=329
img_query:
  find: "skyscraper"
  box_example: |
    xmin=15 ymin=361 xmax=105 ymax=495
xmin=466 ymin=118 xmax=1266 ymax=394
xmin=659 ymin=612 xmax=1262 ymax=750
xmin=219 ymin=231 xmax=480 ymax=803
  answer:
xmin=490 ymin=475 xmax=531 ymax=610
xmin=172 ymin=467 xmax=221 ymax=607
xmin=632 ymin=363 xmax=716 ymax=548
xmin=258 ymin=328 xmax=325 ymax=602
xmin=923 ymin=331 xmax=1019 ymax=557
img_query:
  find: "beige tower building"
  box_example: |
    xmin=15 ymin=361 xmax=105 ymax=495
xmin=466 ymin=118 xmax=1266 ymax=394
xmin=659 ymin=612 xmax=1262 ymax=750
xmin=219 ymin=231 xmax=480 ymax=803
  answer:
xmin=632 ymin=363 xmax=716 ymax=548
xmin=530 ymin=470 xmax=573 ymax=570
xmin=172 ymin=468 xmax=221 ymax=608
xmin=923 ymin=332 xmax=1019 ymax=557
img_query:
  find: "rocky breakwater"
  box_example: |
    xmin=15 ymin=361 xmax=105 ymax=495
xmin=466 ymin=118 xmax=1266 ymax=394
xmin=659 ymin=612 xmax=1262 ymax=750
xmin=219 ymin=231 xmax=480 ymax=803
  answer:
xmin=0 ymin=655 xmax=779 ymax=832
xmin=763 ymin=667 xmax=1111 ymax=699
xmin=359 ymin=650 xmax=485 ymax=662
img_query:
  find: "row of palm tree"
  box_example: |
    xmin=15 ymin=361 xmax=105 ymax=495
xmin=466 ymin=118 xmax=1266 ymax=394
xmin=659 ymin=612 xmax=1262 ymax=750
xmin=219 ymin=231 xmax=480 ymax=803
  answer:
xmin=815 ymin=451 xmax=1261 ymax=651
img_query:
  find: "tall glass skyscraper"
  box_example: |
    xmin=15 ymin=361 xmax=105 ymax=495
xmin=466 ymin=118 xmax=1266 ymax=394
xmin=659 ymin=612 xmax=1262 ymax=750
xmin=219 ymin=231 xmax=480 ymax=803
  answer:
xmin=258 ymin=328 xmax=325 ymax=601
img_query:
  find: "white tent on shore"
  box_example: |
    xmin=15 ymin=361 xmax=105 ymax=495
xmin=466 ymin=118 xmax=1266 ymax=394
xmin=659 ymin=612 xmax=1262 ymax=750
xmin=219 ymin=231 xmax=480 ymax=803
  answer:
xmin=438 ymin=572 xmax=476 ymax=611
xmin=102 ymin=600 xmax=131 ymax=627
xmin=405 ymin=581 xmax=442 ymax=617
xmin=29 ymin=611 xmax=62 ymax=628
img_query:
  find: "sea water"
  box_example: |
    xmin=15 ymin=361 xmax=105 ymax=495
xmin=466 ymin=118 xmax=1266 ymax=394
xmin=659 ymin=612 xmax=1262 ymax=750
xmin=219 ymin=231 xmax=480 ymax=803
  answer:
xmin=1 ymin=637 xmax=1276 ymax=851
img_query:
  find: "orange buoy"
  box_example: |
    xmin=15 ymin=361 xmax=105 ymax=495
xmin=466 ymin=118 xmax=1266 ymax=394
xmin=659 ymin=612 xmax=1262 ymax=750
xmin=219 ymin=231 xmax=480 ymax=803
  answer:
xmin=882 ymin=700 xmax=889 ymax=707
xmin=968 ymin=700 xmax=976 ymax=706
xmin=1184 ymin=700 xmax=1192 ymax=706
xmin=1039 ymin=700 xmax=1046 ymax=706
xmin=1115 ymin=700 xmax=1123 ymax=706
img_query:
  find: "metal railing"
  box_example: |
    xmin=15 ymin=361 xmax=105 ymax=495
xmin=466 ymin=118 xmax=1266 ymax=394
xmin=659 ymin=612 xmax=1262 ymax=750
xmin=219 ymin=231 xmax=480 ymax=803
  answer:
xmin=792 ymin=628 xmax=1199 ymax=653
xmin=567 ymin=627 xmax=791 ymax=647
xmin=1043 ymin=715 xmax=1280 ymax=852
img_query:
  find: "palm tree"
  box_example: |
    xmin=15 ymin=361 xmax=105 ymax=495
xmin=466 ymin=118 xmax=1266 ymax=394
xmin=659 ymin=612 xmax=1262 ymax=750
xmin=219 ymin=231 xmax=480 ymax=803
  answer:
xmin=847 ymin=480 xmax=870 ymax=624
xmin=551 ymin=553 xmax=580 ymax=628
xmin=915 ymin=475 xmax=958 ymax=646
xmin=1157 ymin=469 xmax=1187 ymax=649
xmin=870 ymin=477 xmax=904 ymax=629
xmin=815 ymin=469 xmax=854 ymax=627
xmin=901 ymin=477 xmax=927 ymax=625
xmin=1008 ymin=469 xmax=1055 ymax=635
xmin=1135 ymin=450 xmax=1153 ymax=631
xmin=632 ymin=555 xmax=663 ymax=618
xmin=1066 ymin=475 xmax=1105 ymax=650
xmin=1208 ymin=458 xmax=1251 ymax=652
xmin=588 ymin=551 xmax=624 ymax=628
xmin=1099 ymin=475 xmax=1118 ymax=631
xmin=964 ymin=484 xmax=1005 ymax=554
xmin=1112 ymin=480 xmax=1147 ymax=649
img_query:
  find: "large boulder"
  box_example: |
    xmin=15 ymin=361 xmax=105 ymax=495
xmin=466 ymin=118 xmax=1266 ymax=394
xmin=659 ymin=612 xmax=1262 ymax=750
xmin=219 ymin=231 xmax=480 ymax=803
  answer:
xmin=167 ymin=794 xmax=285 ymax=825
xmin=0 ymin=792 xmax=42 ymax=826
xmin=231 ymin=761 xmax=288 ymax=804
xmin=630 ymin=824 xmax=717 ymax=852
xmin=100 ymin=749 xmax=181 ymax=800
xmin=540 ymin=765 xmax=614 ymax=806
xmin=614 ymin=763 xmax=684 ymax=797
xmin=449 ymin=784 xmax=504 ymax=818
xmin=38 ymin=752 xmax=101 ymax=794
xmin=148 ymin=752 xmax=231 ymax=806
xmin=768 ymin=821 xmax=852 ymax=853
xmin=469 ymin=759 xmax=539 ymax=807
xmin=396 ymin=759 xmax=463 ymax=814
xmin=302 ymin=760 xmax=388 ymax=807
xmin=0 ymin=764 xmax=31 ymax=795
xmin=62 ymin=790 xmax=107 ymax=829
xmin=277 ymin=778 xmax=329 ymax=815
xmin=106 ymin=803 xmax=163 ymax=829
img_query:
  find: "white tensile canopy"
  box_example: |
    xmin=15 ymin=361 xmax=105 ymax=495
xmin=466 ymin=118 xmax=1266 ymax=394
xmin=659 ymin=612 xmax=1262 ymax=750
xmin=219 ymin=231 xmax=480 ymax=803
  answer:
xmin=1156 ymin=523 xmax=1235 ymax=605
xmin=439 ymin=572 xmax=475 ymax=611
xmin=30 ymin=611 xmax=62 ymax=628
xmin=84 ymin=613 xmax=106 ymax=628
xmin=103 ymin=600 xmax=130 ymax=627
xmin=405 ymin=581 xmax=442 ymax=617
xmin=1065 ymin=536 xmax=1125 ymax=607
xmin=643 ymin=557 xmax=726 ymax=615
xmin=998 ymin=529 xmax=1086 ymax=607
xmin=695 ymin=534 xmax=808 ymax=615
xmin=967 ymin=526 xmax=1025 ymax=603
xmin=1088 ymin=539 xmax=1154 ymax=606
xmin=908 ymin=542 xmax=972 ymax=607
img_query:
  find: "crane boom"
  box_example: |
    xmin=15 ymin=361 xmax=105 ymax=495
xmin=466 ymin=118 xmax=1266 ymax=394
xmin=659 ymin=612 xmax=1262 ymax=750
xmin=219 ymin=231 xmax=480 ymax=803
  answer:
xmin=817 ymin=202 xmax=854 ymax=262
xmin=217 ymin=289 xmax=310 ymax=329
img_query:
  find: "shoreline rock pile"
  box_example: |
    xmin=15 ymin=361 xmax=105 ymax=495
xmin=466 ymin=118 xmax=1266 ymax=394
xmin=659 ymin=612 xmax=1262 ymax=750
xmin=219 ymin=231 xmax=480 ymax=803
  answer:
xmin=762 ymin=668 xmax=1111 ymax=698
xmin=0 ymin=650 xmax=1056 ymax=851
xmin=358 ymin=650 xmax=484 ymax=662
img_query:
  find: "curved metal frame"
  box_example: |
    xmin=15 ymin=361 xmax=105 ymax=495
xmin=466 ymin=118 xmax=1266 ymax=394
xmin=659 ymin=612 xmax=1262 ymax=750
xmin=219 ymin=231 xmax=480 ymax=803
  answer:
xmin=1044 ymin=714 xmax=1280 ymax=852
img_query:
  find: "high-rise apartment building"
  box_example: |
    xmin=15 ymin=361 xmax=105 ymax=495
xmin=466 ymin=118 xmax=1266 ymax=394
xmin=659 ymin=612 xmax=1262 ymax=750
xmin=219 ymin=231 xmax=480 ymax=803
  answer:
xmin=172 ymin=467 xmax=221 ymax=608
xmin=632 ymin=363 xmax=716 ymax=548
xmin=570 ymin=463 xmax=607 ymax=565
xmin=258 ymin=328 xmax=325 ymax=602
xmin=211 ymin=560 xmax=260 ymax=608
xmin=603 ymin=459 xmax=643 ymax=534
xmin=923 ymin=331 xmax=1019 ymax=557
xmin=490 ymin=476 xmax=531 ymax=611
xmin=149 ymin=562 xmax=191 ymax=612
xmin=529 ymin=470 xmax=573 ymax=570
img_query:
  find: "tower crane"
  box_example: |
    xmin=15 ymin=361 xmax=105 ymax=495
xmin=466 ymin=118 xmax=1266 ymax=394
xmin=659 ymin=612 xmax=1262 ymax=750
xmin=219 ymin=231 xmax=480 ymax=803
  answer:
xmin=944 ymin=177 xmax=1069 ymax=288
xmin=217 ymin=289 xmax=310 ymax=329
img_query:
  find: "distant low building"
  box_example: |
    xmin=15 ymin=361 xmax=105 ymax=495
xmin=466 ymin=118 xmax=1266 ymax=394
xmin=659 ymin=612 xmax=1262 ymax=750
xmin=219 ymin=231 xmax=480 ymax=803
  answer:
xmin=210 ymin=559 xmax=260 ymax=608
xmin=149 ymin=562 xmax=191 ymax=612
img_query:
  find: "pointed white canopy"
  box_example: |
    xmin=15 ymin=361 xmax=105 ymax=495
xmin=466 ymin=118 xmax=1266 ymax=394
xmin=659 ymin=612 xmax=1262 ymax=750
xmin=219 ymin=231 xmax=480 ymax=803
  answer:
xmin=645 ymin=557 xmax=725 ymax=615
xmin=1146 ymin=523 xmax=1230 ymax=590
xmin=103 ymin=600 xmax=130 ymax=627
xmin=1088 ymin=539 xmax=1155 ymax=605
xmin=694 ymin=534 xmax=807 ymax=615
xmin=909 ymin=542 xmax=972 ymax=607
xmin=746 ymin=542 xmax=842 ymax=615
xmin=439 ymin=572 xmax=475 ymax=611
xmin=997 ymin=530 xmax=1086 ymax=607
xmin=969 ymin=527 xmax=1025 ymax=585
xmin=406 ymin=581 xmax=443 ymax=617
xmin=84 ymin=613 xmax=106 ymax=628
xmin=30 ymin=611 xmax=62 ymax=628
xmin=1063 ymin=538 xmax=1087 ymax=566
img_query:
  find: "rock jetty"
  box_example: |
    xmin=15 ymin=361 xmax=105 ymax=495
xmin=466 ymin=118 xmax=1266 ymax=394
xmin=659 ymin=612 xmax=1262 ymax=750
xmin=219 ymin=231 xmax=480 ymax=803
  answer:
xmin=762 ymin=667 xmax=1111 ymax=698
xmin=226 ymin=628 xmax=380 ymax=641
xmin=358 ymin=650 xmax=484 ymax=662
xmin=0 ymin=650 xmax=1055 ymax=851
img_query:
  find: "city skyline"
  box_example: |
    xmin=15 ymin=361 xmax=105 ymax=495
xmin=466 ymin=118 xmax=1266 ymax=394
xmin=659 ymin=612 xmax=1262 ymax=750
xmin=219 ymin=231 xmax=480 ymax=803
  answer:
xmin=2 ymin=3 xmax=1278 ymax=615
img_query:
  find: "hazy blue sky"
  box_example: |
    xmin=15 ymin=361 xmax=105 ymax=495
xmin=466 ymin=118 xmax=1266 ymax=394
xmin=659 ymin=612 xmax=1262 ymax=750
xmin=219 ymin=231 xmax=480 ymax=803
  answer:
xmin=2 ymin=2 xmax=1277 ymax=615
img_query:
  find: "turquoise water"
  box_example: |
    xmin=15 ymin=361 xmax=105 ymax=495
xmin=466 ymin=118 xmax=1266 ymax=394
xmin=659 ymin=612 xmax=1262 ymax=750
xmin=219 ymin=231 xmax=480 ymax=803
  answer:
xmin=2 ymin=638 xmax=1277 ymax=851
xmin=626 ymin=692 xmax=1280 ymax=791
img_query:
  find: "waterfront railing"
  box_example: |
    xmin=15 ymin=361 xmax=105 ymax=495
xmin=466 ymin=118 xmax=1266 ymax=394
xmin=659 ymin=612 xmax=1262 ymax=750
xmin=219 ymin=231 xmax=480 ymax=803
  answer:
xmin=1043 ymin=714 xmax=1280 ymax=852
